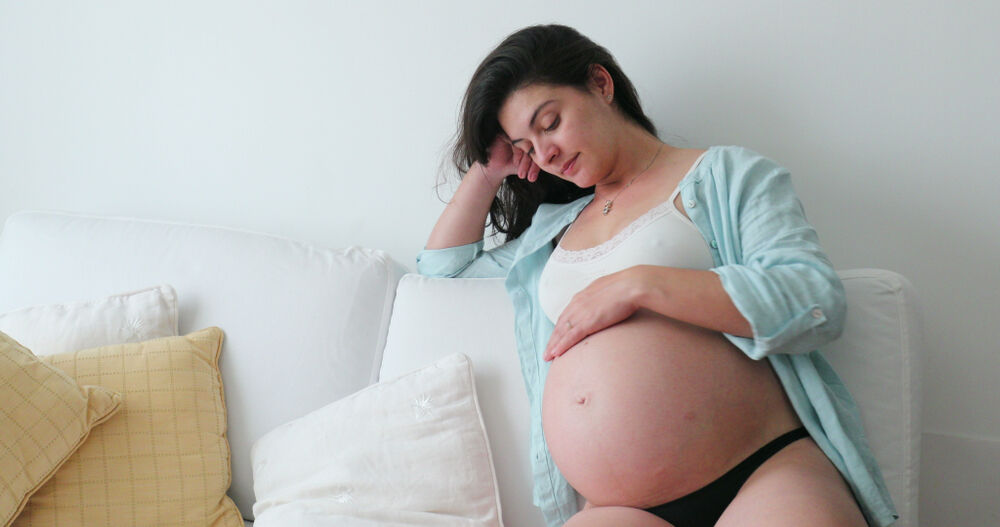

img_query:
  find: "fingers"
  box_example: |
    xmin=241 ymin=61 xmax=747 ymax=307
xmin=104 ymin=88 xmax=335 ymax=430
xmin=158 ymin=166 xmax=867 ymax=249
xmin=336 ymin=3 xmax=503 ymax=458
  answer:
xmin=545 ymin=296 xmax=586 ymax=360
xmin=517 ymin=154 xmax=541 ymax=183
xmin=544 ymin=317 xmax=582 ymax=361
xmin=498 ymin=135 xmax=540 ymax=183
xmin=543 ymin=274 xmax=640 ymax=361
xmin=517 ymin=149 xmax=533 ymax=180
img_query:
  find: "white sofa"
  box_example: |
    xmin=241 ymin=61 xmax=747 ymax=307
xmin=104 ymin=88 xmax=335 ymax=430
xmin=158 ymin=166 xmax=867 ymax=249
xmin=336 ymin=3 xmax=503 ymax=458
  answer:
xmin=0 ymin=211 xmax=922 ymax=526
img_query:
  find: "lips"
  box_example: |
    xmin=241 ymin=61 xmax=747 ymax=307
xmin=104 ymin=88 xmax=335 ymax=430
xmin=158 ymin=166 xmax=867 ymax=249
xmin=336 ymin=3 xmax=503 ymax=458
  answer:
xmin=561 ymin=154 xmax=579 ymax=176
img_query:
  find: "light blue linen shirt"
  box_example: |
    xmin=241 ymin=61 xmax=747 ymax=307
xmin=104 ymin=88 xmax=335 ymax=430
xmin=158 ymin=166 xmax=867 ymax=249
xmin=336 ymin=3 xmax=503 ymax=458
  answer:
xmin=417 ymin=146 xmax=897 ymax=527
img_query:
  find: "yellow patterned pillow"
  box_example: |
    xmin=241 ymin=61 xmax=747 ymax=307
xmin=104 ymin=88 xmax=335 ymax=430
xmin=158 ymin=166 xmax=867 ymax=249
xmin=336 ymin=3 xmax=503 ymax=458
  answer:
xmin=0 ymin=332 xmax=121 ymax=527
xmin=15 ymin=328 xmax=243 ymax=527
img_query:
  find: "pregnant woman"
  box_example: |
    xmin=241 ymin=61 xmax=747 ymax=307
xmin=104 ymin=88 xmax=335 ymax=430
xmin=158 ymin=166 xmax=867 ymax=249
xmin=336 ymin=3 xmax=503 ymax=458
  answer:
xmin=418 ymin=25 xmax=897 ymax=527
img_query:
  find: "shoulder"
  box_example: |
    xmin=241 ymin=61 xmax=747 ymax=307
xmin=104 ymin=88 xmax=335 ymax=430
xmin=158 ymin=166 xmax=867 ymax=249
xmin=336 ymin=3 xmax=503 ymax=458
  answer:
xmin=704 ymin=145 xmax=790 ymax=190
xmin=708 ymin=145 xmax=782 ymax=171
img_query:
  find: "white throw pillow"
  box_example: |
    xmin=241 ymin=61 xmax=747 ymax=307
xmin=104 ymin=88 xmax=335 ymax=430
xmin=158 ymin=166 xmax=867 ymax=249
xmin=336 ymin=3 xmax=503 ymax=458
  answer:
xmin=0 ymin=284 xmax=178 ymax=355
xmin=251 ymin=353 xmax=503 ymax=527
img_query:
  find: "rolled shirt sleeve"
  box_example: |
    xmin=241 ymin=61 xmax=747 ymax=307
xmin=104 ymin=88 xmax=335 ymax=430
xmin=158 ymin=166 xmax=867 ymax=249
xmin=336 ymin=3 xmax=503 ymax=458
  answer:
xmin=701 ymin=147 xmax=846 ymax=359
xmin=416 ymin=237 xmax=522 ymax=279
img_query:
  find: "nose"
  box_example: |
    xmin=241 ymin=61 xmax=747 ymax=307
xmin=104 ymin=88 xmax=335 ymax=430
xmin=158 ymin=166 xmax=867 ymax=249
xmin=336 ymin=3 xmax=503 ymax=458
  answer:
xmin=534 ymin=137 xmax=558 ymax=168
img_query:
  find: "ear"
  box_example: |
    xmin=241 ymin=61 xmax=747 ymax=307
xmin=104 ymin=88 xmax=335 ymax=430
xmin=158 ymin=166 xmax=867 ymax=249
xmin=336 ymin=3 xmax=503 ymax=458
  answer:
xmin=587 ymin=64 xmax=614 ymax=103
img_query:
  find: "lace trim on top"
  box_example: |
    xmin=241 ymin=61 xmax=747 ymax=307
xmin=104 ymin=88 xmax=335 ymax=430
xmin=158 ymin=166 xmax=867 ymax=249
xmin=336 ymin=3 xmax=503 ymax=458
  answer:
xmin=551 ymin=149 xmax=709 ymax=264
xmin=551 ymin=198 xmax=687 ymax=263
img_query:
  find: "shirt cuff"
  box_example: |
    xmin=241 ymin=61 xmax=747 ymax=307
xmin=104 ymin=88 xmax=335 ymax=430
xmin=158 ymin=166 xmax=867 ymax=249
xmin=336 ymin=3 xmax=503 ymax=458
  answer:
xmin=415 ymin=240 xmax=484 ymax=277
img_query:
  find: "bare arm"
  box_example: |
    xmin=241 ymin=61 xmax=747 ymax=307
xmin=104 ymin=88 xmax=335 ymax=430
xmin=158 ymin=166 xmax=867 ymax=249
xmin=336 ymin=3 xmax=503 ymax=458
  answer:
xmin=424 ymin=162 xmax=504 ymax=249
xmin=425 ymin=135 xmax=540 ymax=250
xmin=543 ymin=266 xmax=751 ymax=360
xmin=633 ymin=266 xmax=752 ymax=337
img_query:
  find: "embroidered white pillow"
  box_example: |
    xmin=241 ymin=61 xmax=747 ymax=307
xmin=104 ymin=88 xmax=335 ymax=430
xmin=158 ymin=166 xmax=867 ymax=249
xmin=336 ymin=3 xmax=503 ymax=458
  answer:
xmin=0 ymin=285 xmax=178 ymax=356
xmin=251 ymin=353 xmax=503 ymax=527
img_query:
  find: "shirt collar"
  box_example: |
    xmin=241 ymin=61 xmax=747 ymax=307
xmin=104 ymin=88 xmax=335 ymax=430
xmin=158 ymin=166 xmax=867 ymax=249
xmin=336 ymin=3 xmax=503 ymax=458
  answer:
xmin=516 ymin=194 xmax=595 ymax=258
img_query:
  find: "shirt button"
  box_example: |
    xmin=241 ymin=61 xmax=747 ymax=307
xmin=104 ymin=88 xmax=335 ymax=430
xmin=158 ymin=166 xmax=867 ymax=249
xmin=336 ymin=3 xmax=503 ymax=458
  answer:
xmin=686 ymin=199 xmax=697 ymax=208
xmin=710 ymin=239 xmax=718 ymax=249
xmin=811 ymin=308 xmax=824 ymax=319
xmin=694 ymin=175 xmax=703 ymax=183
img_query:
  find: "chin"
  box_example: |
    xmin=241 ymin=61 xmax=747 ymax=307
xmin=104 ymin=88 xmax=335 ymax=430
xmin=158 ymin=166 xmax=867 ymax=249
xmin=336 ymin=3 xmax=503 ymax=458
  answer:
xmin=560 ymin=168 xmax=590 ymax=187
xmin=571 ymin=172 xmax=601 ymax=189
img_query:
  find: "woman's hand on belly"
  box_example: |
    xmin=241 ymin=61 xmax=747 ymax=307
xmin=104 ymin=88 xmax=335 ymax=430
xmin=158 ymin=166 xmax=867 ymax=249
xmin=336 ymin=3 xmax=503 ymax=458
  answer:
xmin=541 ymin=312 xmax=802 ymax=507
xmin=545 ymin=266 xmax=647 ymax=361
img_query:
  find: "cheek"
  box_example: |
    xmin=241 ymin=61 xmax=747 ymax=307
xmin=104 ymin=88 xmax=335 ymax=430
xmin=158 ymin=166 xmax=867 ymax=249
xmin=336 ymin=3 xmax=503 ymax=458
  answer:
xmin=578 ymin=132 xmax=608 ymax=164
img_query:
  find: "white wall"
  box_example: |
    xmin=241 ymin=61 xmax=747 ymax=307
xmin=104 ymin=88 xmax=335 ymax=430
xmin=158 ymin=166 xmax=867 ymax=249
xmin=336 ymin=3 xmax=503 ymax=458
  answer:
xmin=2 ymin=1 xmax=998 ymax=524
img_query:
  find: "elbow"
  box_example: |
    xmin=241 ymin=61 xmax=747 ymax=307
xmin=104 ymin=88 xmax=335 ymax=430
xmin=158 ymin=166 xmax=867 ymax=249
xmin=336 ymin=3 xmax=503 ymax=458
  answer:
xmin=415 ymin=262 xmax=466 ymax=279
xmin=414 ymin=241 xmax=487 ymax=278
xmin=414 ymin=258 xmax=444 ymax=277
xmin=415 ymin=249 xmax=473 ymax=278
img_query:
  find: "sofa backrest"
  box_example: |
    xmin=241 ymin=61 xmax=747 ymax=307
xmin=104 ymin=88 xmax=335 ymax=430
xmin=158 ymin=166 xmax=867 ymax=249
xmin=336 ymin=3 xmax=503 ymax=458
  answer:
xmin=0 ymin=211 xmax=407 ymax=521
xmin=380 ymin=270 xmax=923 ymax=527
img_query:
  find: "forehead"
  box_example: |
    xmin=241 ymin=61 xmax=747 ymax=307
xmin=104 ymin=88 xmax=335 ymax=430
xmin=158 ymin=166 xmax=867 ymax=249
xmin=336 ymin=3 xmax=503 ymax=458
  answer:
xmin=498 ymin=83 xmax=576 ymax=135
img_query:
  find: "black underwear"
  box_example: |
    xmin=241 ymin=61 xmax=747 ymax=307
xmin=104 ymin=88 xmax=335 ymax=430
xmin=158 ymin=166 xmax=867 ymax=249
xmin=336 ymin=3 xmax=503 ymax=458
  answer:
xmin=644 ymin=427 xmax=810 ymax=527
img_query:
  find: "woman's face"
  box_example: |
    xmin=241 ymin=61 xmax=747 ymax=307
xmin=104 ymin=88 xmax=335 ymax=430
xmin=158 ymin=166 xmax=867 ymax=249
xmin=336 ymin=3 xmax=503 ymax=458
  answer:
xmin=497 ymin=77 xmax=620 ymax=188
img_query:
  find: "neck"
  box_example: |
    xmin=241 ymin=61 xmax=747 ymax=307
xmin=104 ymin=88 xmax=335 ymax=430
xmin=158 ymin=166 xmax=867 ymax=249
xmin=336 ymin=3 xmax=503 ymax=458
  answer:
xmin=594 ymin=128 xmax=671 ymax=202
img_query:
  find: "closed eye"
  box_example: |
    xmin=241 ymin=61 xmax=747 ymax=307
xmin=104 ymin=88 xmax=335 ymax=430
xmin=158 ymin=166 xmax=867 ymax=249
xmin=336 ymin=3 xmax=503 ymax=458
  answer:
xmin=527 ymin=116 xmax=560 ymax=157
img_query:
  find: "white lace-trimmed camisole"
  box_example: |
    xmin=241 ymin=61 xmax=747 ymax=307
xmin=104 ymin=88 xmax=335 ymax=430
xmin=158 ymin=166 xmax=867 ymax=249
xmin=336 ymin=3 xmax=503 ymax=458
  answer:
xmin=538 ymin=152 xmax=714 ymax=323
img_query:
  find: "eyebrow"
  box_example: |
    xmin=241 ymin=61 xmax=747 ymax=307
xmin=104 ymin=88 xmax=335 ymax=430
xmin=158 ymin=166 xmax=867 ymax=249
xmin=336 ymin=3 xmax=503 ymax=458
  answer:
xmin=510 ymin=99 xmax=556 ymax=145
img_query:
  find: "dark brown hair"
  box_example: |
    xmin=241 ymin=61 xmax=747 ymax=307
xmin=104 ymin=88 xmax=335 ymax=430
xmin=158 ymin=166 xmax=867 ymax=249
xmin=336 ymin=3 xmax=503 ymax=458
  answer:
xmin=452 ymin=24 xmax=657 ymax=241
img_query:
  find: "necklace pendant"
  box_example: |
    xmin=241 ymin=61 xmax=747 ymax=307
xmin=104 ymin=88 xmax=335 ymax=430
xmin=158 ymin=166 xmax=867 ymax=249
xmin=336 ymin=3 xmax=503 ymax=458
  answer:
xmin=602 ymin=200 xmax=612 ymax=215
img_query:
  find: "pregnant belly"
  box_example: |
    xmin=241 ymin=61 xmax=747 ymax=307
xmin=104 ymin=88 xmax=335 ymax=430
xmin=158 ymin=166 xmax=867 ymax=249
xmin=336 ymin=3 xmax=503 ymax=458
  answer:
xmin=541 ymin=310 xmax=801 ymax=508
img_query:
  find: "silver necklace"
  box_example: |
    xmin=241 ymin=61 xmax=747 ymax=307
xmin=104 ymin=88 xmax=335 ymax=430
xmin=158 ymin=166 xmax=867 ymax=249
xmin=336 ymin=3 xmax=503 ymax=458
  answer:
xmin=601 ymin=143 xmax=664 ymax=216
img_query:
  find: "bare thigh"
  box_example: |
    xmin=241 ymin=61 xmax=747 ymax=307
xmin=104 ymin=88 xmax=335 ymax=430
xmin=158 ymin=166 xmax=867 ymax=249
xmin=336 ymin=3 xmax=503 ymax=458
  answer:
xmin=564 ymin=506 xmax=675 ymax=527
xmin=715 ymin=437 xmax=867 ymax=527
